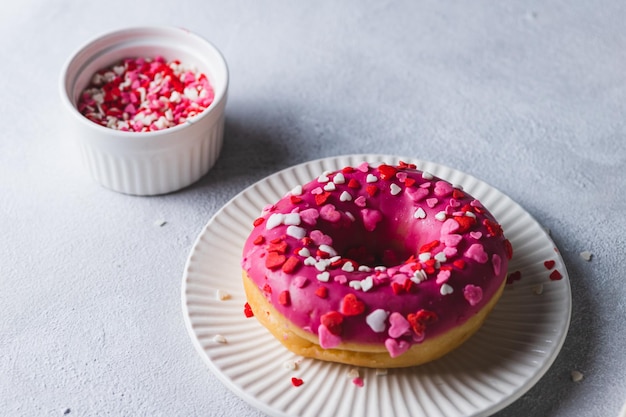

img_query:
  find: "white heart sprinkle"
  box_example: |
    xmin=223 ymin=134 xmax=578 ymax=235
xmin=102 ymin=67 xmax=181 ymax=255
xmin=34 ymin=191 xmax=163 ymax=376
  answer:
xmin=315 ymin=259 xmax=331 ymax=271
xmin=290 ymin=185 xmax=303 ymax=196
xmin=422 ymin=171 xmax=434 ymax=180
xmin=333 ymin=172 xmax=346 ymax=184
xmin=286 ymin=225 xmax=306 ymax=239
xmin=358 ymin=265 xmax=372 ymax=272
xmin=340 ymin=191 xmax=352 ymax=202
xmin=435 ymin=211 xmax=447 ymax=221
xmin=266 ymin=213 xmax=284 ymax=229
xmin=318 ymin=174 xmax=330 ymax=183
xmin=342 ymin=262 xmax=355 ymax=272
xmin=411 ymin=269 xmax=427 ymax=283
xmin=297 ymin=247 xmax=311 ymax=257
xmin=434 ymin=252 xmax=447 ymax=262
xmin=319 ymin=244 xmax=338 ymax=257
xmin=283 ymin=213 xmax=301 ymax=225
xmin=390 ymin=183 xmax=402 ymax=195
xmin=414 ymin=207 xmax=426 ymax=219
xmin=349 ymin=281 xmax=362 ymax=290
xmin=440 ymin=283 xmax=454 ymax=295
xmin=317 ymin=271 xmax=330 ymax=282
xmin=213 ymin=334 xmax=227 ymax=344
xmin=304 ymin=256 xmax=317 ymax=266
xmin=366 ymin=309 xmax=389 ymax=333
xmin=580 ymin=251 xmax=593 ymax=261
xmin=324 ymin=182 xmax=336 ymax=191
xmin=360 ymin=276 xmax=374 ymax=292
xmin=366 ymin=174 xmax=378 ymax=183
xmin=418 ymin=252 xmax=431 ymax=262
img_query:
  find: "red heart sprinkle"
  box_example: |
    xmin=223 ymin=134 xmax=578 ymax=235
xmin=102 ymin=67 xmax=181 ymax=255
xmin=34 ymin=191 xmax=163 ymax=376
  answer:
xmin=263 ymin=283 xmax=272 ymax=293
xmin=404 ymin=177 xmax=416 ymax=187
xmin=549 ymin=270 xmax=563 ymax=281
xmin=243 ymin=302 xmax=254 ymax=318
xmin=454 ymin=216 xmax=476 ymax=233
xmin=291 ymin=377 xmax=304 ymax=387
xmin=315 ymin=286 xmax=328 ymax=298
xmin=253 ymin=217 xmax=265 ymax=227
xmin=452 ymin=189 xmax=466 ymax=200
xmin=321 ymin=310 xmax=344 ymax=335
xmin=348 ymin=178 xmax=361 ymax=189
xmin=366 ymin=185 xmax=378 ymax=196
xmin=340 ymin=293 xmax=365 ymax=316
xmin=483 ymin=219 xmax=503 ymax=237
xmin=268 ymin=239 xmax=288 ymax=254
xmin=419 ymin=240 xmax=440 ymax=254
xmin=453 ymin=259 xmax=466 ymax=269
xmin=391 ymin=282 xmax=404 ymax=295
xmin=315 ymin=191 xmax=331 ymax=205
xmin=282 ymin=256 xmax=300 ymax=274
xmin=544 ymin=260 xmax=556 ymax=270
xmin=290 ymin=195 xmax=303 ymax=204
xmin=278 ymin=290 xmax=291 ymax=306
xmin=265 ymin=252 xmax=286 ymax=269
xmin=377 ymin=164 xmax=397 ymax=180
xmin=342 ymin=166 xmax=355 ymax=173
xmin=253 ymin=235 xmax=265 ymax=245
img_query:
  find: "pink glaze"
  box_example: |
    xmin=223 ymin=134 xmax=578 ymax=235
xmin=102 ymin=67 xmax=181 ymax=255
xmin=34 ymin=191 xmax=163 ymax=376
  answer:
xmin=241 ymin=161 xmax=512 ymax=357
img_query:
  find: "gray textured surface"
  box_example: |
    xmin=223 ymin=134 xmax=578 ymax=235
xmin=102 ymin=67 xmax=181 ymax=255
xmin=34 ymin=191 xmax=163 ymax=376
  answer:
xmin=2 ymin=1 xmax=625 ymax=416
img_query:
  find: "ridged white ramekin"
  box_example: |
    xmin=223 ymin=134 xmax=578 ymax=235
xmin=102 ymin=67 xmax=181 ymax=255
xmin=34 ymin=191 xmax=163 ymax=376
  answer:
xmin=60 ymin=26 xmax=228 ymax=196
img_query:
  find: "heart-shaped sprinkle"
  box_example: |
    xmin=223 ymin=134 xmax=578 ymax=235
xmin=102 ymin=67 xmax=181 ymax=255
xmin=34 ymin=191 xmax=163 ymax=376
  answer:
xmin=422 ymin=171 xmax=434 ymax=180
xmin=283 ymin=213 xmax=301 ymax=226
xmin=311 ymin=186 xmax=323 ymax=195
xmin=319 ymin=244 xmax=338 ymax=257
xmin=396 ymin=172 xmax=408 ymax=182
xmin=378 ymin=164 xmax=397 ymax=180
xmin=323 ymin=182 xmax=336 ymax=191
xmin=265 ymin=252 xmax=286 ymax=269
xmin=360 ymin=276 xmax=374 ymax=292
xmin=388 ymin=312 xmax=411 ymax=338
xmin=434 ymin=181 xmax=453 ymax=197
xmin=443 ymin=247 xmax=458 ymax=258
xmin=366 ymin=174 xmax=378 ymax=183
xmin=440 ymin=283 xmax=454 ymax=295
xmin=293 ymin=275 xmax=308 ymax=288
xmin=340 ymin=294 xmax=365 ymax=316
xmin=348 ymin=178 xmax=360 ymax=189
xmin=354 ymin=195 xmax=367 ymax=207
xmin=286 ymin=225 xmax=306 ymax=239
xmin=291 ymin=377 xmax=304 ymax=387
xmin=310 ymin=230 xmax=332 ymax=246
xmin=366 ymin=185 xmax=378 ymax=196
xmin=414 ymin=207 xmax=426 ymax=219
xmin=390 ymin=183 xmax=402 ymax=195
xmin=315 ymin=191 xmax=331 ymax=206
xmin=436 ymin=269 xmax=451 ymax=284
xmin=384 ymin=338 xmax=410 ymax=358
xmin=406 ymin=187 xmax=428 ymax=202
xmin=320 ymin=310 xmax=343 ymax=334
xmin=349 ymin=281 xmax=362 ymax=290
xmin=544 ymin=260 xmax=556 ymax=270
xmin=317 ymin=271 xmax=330 ymax=282
xmin=334 ymin=275 xmax=348 ymax=284
xmin=333 ymin=172 xmax=346 ymax=184
xmin=366 ymin=309 xmax=389 ymax=333
xmin=435 ymin=211 xmax=447 ymax=221
xmin=342 ymin=261 xmax=355 ymax=272
xmin=434 ymin=252 xmax=447 ymax=263
xmin=463 ymin=284 xmax=483 ymax=306
xmin=492 ymin=254 xmax=502 ymax=275
xmin=426 ymin=198 xmax=438 ymax=208
xmin=464 ymin=243 xmax=488 ymax=263
xmin=453 ymin=259 xmax=466 ymax=269
xmin=361 ymin=208 xmax=383 ymax=232
xmin=340 ymin=191 xmax=352 ymax=202
xmin=357 ymin=162 xmax=370 ymax=172
xmin=299 ymin=208 xmax=319 ymax=226
xmin=318 ymin=173 xmax=330 ymax=183
xmin=441 ymin=233 xmax=462 ymax=247
xmin=318 ymin=324 xmax=342 ymax=348
xmin=470 ymin=231 xmax=482 ymax=240
xmin=549 ymin=270 xmax=563 ymax=280
xmin=320 ymin=204 xmax=341 ymax=223
xmin=266 ymin=213 xmax=284 ymax=229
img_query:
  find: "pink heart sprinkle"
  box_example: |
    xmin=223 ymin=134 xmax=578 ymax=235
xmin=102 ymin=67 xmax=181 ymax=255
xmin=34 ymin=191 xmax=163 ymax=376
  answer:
xmin=463 ymin=284 xmax=483 ymax=306
xmin=384 ymin=338 xmax=410 ymax=358
xmin=434 ymin=181 xmax=453 ymax=197
xmin=354 ymin=196 xmax=367 ymax=207
xmin=426 ymin=198 xmax=439 ymax=208
xmin=311 ymin=186 xmax=323 ymax=195
xmin=406 ymin=187 xmax=429 ymax=202
xmin=436 ymin=270 xmax=451 ymax=284
xmin=443 ymin=247 xmax=458 ymax=258
xmin=396 ymin=172 xmax=408 ymax=182
xmin=388 ymin=312 xmax=410 ymax=338
xmin=470 ymin=231 xmax=482 ymax=240
xmin=441 ymin=233 xmax=463 ymax=247
xmin=318 ymin=325 xmax=342 ymax=349
xmin=357 ymin=162 xmax=370 ymax=172
xmin=310 ymin=230 xmax=333 ymax=246
xmin=334 ymin=275 xmax=348 ymax=284
xmin=361 ymin=209 xmax=383 ymax=232
xmin=320 ymin=204 xmax=341 ymax=223
xmin=464 ymin=243 xmax=488 ymax=263
xmin=293 ymin=276 xmax=309 ymax=288
xmin=299 ymin=208 xmax=319 ymax=225
xmin=441 ymin=218 xmax=460 ymax=235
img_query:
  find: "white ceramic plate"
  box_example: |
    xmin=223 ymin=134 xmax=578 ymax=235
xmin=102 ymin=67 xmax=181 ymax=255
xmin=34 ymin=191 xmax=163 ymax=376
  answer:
xmin=182 ymin=154 xmax=571 ymax=417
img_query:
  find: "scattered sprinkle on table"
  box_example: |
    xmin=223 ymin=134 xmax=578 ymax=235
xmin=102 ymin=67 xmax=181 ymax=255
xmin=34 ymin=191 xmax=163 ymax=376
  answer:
xmin=78 ymin=56 xmax=214 ymax=132
xmin=571 ymin=370 xmax=584 ymax=382
xmin=580 ymin=251 xmax=593 ymax=261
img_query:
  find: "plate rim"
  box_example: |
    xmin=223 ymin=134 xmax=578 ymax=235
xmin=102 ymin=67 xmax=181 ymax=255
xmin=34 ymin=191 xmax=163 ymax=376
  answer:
xmin=181 ymin=153 xmax=572 ymax=417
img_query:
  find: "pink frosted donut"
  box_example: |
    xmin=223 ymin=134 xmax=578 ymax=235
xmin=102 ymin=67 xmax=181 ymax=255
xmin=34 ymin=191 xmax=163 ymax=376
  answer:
xmin=241 ymin=161 xmax=512 ymax=368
